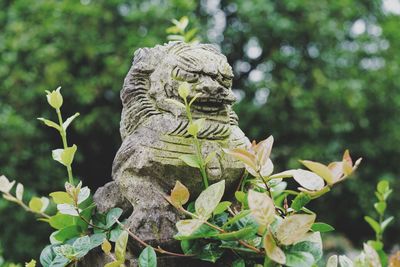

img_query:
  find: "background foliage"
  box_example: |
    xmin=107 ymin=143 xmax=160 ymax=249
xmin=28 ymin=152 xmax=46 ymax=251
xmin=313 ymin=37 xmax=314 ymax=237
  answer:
xmin=0 ymin=0 xmax=399 ymax=262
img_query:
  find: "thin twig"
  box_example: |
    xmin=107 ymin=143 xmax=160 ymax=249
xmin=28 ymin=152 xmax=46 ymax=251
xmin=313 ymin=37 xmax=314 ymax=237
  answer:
xmin=4 ymin=193 xmax=50 ymax=219
xmin=114 ymin=218 xmax=193 ymax=257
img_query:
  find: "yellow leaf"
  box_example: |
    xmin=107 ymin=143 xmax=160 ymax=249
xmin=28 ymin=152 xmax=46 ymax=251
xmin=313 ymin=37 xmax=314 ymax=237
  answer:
xmin=248 ymin=190 xmax=275 ymax=232
xmin=363 ymin=243 xmax=382 ymax=267
xmin=224 ymin=148 xmax=257 ymax=172
xmin=50 ymin=191 xmax=74 ymax=204
xmin=176 ymin=219 xmax=203 ymax=236
xmin=29 ymin=197 xmax=43 ymax=213
xmin=263 ymin=231 xmax=286 ymax=264
xmin=25 ymin=259 xmax=36 ymax=267
xmin=291 ymin=169 xmax=325 ymax=191
xmin=254 ymin=136 xmax=274 ymax=168
xmin=300 ymin=160 xmax=334 ymax=184
xmin=45 ymin=86 xmax=63 ymax=109
xmin=101 ymin=239 xmax=112 ymax=254
xmin=327 ymin=162 xmax=344 ymax=183
xmin=195 ymin=180 xmax=225 ymax=219
xmin=276 ymin=214 xmax=316 ymax=245
xmin=171 ymin=181 xmax=190 ymax=207
xmin=326 ymin=255 xmax=338 ymax=267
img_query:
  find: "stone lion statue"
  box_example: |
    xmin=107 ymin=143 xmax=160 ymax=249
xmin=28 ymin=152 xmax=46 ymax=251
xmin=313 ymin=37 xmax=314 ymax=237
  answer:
xmin=94 ymin=41 xmax=249 ymax=248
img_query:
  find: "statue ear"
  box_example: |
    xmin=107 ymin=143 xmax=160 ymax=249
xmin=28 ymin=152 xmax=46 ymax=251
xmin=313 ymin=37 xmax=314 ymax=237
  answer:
xmin=132 ymin=47 xmax=164 ymax=73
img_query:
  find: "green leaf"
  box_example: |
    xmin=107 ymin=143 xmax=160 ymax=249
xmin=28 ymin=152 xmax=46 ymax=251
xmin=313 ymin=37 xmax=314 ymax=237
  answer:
xmin=383 ymin=189 xmax=392 ymax=201
xmin=115 ymin=230 xmax=129 ymax=262
xmin=178 ymin=16 xmax=189 ymax=31
xmin=109 ymin=225 xmax=123 ymax=242
xmin=53 ymin=225 xmax=81 ymax=242
xmin=374 ymin=202 xmax=386 ymax=216
xmin=232 ymin=259 xmax=245 ymax=267
xmin=377 ymin=180 xmax=389 ymax=194
xmin=179 ymin=154 xmax=200 ymax=168
xmin=178 ymin=82 xmax=190 ymax=99
xmin=215 ymin=226 xmax=256 ymax=241
xmin=285 ymin=251 xmax=315 ymax=267
xmin=138 ymin=246 xmax=157 ymax=267
xmin=311 ymin=222 xmax=335 ymax=233
xmin=50 ymin=191 xmax=74 ymax=204
xmin=188 ymin=118 xmax=206 ymax=136
xmin=291 ymin=192 xmax=311 ymax=212
xmin=49 ymin=214 xmax=74 ymax=230
xmin=234 ymin=191 xmax=246 ymax=203
xmin=364 ymin=216 xmax=381 ymax=234
xmin=381 ymin=216 xmax=394 ymax=232
xmin=37 ymin=118 xmax=61 ymax=131
xmin=62 ymin=112 xmax=80 ymax=131
xmin=284 ymin=231 xmax=322 ymax=263
xmin=213 ymin=201 xmax=231 ymax=215
xmin=222 ymin=210 xmax=251 ymax=228
xmin=73 ymin=235 xmax=91 ymax=258
xmin=106 ymin=208 xmax=123 ymax=228
xmin=52 ymin=145 xmax=77 ymax=167
xmin=195 ymin=180 xmax=225 ymax=219
xmin=175 ymin=223 xmax=218 ymax=240
xmin=90 ymin=233 xmax=107 ymax=250
xmin=197 ymin=243 xmax=223 ymax=263
xmin=40 ymin=246 xmax=55 ymax=267
xmin=29 ymin=197 xmax=43 ymax=212
xmin=367 ymin=240 xmax=383 ymax=251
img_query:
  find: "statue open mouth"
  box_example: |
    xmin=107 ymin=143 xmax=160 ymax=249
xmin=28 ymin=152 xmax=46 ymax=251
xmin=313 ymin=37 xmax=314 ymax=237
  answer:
xmin=189 ymin=96 xmax=236 ymax=113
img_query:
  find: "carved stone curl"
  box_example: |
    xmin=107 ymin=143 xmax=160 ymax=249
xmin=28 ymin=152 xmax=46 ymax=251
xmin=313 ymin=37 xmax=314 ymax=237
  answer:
xmin=92 ymin=41 xmax=249 ymax=264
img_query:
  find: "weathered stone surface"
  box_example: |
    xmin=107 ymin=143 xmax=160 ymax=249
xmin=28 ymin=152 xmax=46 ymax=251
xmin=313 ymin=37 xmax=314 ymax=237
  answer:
xmin=92 ymin=41 xmax=249 ymax=264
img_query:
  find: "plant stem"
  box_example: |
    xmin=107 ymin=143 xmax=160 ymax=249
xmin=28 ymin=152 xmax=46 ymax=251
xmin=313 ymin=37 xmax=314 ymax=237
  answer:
xmin=114 ymin=219 xmax=192 ymax=257
xmin=5 ymin=193 xmax=50 ymax=219
xmin=184 ymin=97 xmax=209 ymax=188
xmin=75 ymin=207 xmax=108 ymax=231
xmin=56 ymin=108 xmax=74 ymax=185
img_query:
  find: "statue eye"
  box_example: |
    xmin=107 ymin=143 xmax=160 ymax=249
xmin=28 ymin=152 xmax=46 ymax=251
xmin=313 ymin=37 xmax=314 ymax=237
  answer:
xmin=171 ymin=67 xmax=199 ymax=83
xmin=218 ymin=75 xmax=232 ymax=88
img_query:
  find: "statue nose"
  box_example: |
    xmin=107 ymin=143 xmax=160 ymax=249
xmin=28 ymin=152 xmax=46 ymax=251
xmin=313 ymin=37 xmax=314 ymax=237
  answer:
xmin=199 ymin=77 xmax=226 ymax=96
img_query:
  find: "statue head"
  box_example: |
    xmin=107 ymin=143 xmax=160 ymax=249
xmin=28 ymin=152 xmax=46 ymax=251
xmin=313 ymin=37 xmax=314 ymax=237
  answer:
xmin=120 ymin=42 xmax=238 ymax=140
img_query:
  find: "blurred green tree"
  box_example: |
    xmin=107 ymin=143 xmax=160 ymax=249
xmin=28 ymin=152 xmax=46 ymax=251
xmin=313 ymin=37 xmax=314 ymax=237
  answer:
xmin=0 ymin=0 xmax=198 ymax=261
xmin=1 ymin=0 xmax=400 ymax=262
